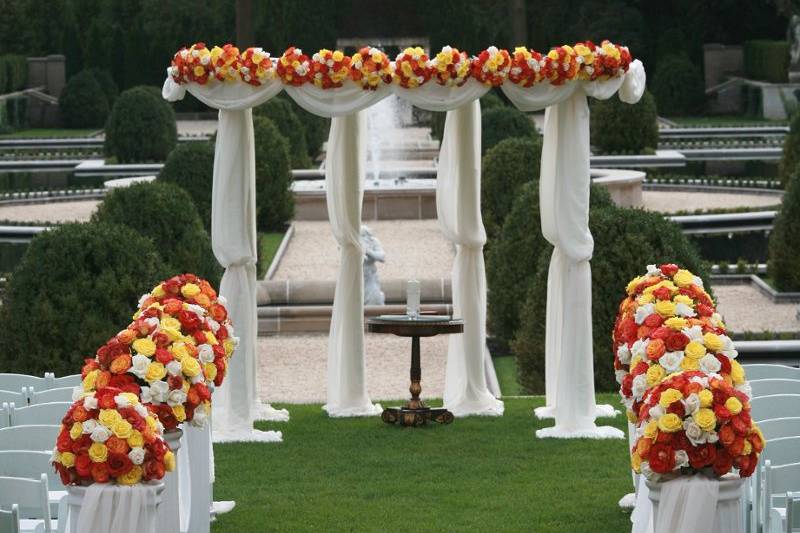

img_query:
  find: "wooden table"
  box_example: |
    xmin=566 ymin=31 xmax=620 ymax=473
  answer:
xmin=367 ymin=316 xmax=464 ymax=427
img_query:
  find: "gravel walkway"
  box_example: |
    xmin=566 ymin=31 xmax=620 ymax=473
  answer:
xmin=642 ymin=190 xmax=781 ymax=213
xmin=0 ymin=199 xmax=99 ymax=223
xmin=258 ymin=333 xmax=449 ymax=403
xmin=273 ymin=220 xmax=454 ymax=281
xmin=713 ymin=284 xmax=799 ymax=333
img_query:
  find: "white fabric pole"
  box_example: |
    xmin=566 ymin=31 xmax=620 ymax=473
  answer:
xmin=437 ymin=99 xmax=503 ymax=417
xmin=323 ymin=111 xmax=382 ymax=417
xmin=209 ymin=108 xmax=283 ymax=443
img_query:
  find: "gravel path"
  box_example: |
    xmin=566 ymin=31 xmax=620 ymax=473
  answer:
xmin=713 ymin=284 xmax=799 ymax=333
xmin=273 ymin=220 xmax=454 ymax=281
xmin=0 ymin=199 xmax=99 ymax=223
xmin=258 ymin=333 xmax=449 ymax=403
xmin=642 ymin=190 xmax=781 ymax=213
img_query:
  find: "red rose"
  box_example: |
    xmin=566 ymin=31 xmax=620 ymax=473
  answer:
xmin=666 ymin=401 xmax=685 ymax=418
xmin=152 ymin=332 xmax=170 ymax=348
xmin=731 ymin=415 xmax=750 ymax=436
xmin=653 ymin=287 xmax=672 ymax=301
xmin=143 ymin=459 xmax=165 ymax=481
xmin=648 ymin=443 xmax=676 ymax=474
xmin=688 ymin=443 xmax=717 ymax=469
xmin=617 ymin=318 xmax=638 ymax=344
xmin=193 ymin=382 xmax=211 ymax=402
xmin=167 ymin=375 xmax=184 ymax=391
xmin=665 ymin=332 xmax=690 ymax=352
xmin=696 ymin=303 xmax=714 ymax=317
xmin=660 ymin=264 xmax=679 ymax=276
xmin=56 ymin=429 xmax=73 ymax=452
xmin=215 ymin=325 xmax=229 ymax=341
xmin=107 ymin=453 xmax=133 ymax=477
xmin=644 ymin=314 xmax=663 ymax=328
xmin=163 ymin=299 xmax=183 ymax=315
xmin=75 ymin=453 xmax=92 ymax=477
xmin=192 ymin=330 xmax=207 ymax=345
xmin=90 ymin=462 xmax=110 ymax=483
xmin=210 ymin=304 xmax=228 ymax=322
xmin=164 ymin=278 xmax=182 ymax=294
xmin=655 ymin=431 xmax=674 ymax=444
xmin=82 ymin=359 xmax=99 ymax=377
xmin=54 ymin=462 xmax=72 ymax=486
xmin=621 ymin=374 xmax=633 ymax=397
xmin=155 ymin=348 xmax=174 ymax=365
xmin=71 ymin=435 xmax=92 ymax=455
xmin=96 ymin=387 xmax=121 ymax=409
xmin=739 ymin=453 xmax=758 ymax=477
xmin=178 ymin=310 xmax=202 ymax=331
xmin=713 ymin=449 xmax=734 ymax=477
xmin=714 ymin=404 xmax=731 ymax=421
xmin=156 ymin=405 xmax=179 ymax=431
xmin=719 ymin=425 xmax=735 ymax=446
xmin=649 ymin=327 xmax=671 ymax=341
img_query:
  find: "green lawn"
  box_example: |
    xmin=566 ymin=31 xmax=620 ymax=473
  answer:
xmin=666 ymin=115 xmax=788 ymax=127
xmin=0 ymin=128 xmax=100 ymax=139
xmin=257 ymin=232 xmax=285 ymax=279
xmin=494 ymin=355 xmax=522 ymax=396
xmin=211 ymin=395 xmax=632 ymax=532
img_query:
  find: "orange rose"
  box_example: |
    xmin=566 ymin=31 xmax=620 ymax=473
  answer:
xmin=105 ymin=436 xmax=130 ymax=455
xmin=116 ymin=329 xmax=137 ymax=345
xmin=646 ymin=339 xmax=666 ymax=361
xmin=200 ymin=280 xmax=216 ymax=298
xmin=195 ymin=293 xmax=211 ymax=308
xmin=637 ymin=325 xmax=652 ymax=339
xmin=164 ymin=300 xmax=183 ymax=314
xmin=636 ymin=437 xmax=652 ymax=456
xmin=109 ymin=354 xmax=132 ymax=375
xmin=210 ymin=304 xmax=228 ymax=322
xmin=142 ymin=429 xmax=157 ymax=444
xmin=96 ymin=370 xmax=112 ymax=390
xmin=72 ymin=405 xmax=91 ymax=422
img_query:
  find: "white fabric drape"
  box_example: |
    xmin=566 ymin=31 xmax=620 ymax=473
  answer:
xmin=642 ymin=476 xmax=744 ymax=533
xmin=73 ymin=484 xmax=161 ymax=533
xmin=437 ymin=99 xmax=504 ymax=417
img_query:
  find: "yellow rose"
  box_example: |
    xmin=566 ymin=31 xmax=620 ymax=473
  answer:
xmin=223 ymin=339 xmax=235 ymax=356
xmin=204 ymin=362 xmax=217 ymax=382
xmin=145 ymin=362 xmax=167 ymax=383
xmin=673 ymin=294 xmax=693 ymax=306
xmin=725 ymin=396 xmax=743 ymax=415
xmin=693 ymin=408 xmax=717 ymax=432
xmin=655 ymin=300 xmax=676 ymax=317
xmin=99 ymin=409 xmax=122 ymax=428
xmin=164 ymin=450 xmax=176 ymax=472
xmin=172 ymin=405 xmax=186 ymax=422
xmin=659 ymin=388 xmax=683 ymax=408
xmin=731 ymin=360 xmax=745 ymax=385
xmin=205 ymin=331 xmax=218 ymax=346
xmin=151 ymin=285 xmax=166 ymax=298
xmin=332 ymin=50 xmax=343 ymax=62
xmin=181 ymin=357 xmax=202 ymax=378
xmin=630 ymin=355 xmax=642 ymax=370
xmin=120 ymin=392 xmax=139 ymax=405
xmin=631 ymin=452 xmax=642 ymax=473
xmin=743 ymin=439 xmax=752 ymax=456
xmin=170 ymin=343 xmax=189 ymax=361
xmin=673 ymin=269 xmax=695 ymax=288
xmin=680 ymin=357 xmax=700 ymax=371
xmin=657 ymin=413 xmax=683 ymax=433
xmin=181 ymin=283 xmax=201 ymax=298
xmin=643 ymin=420 xmax=658 ymax=439
xmin=117 ymin=465 xmax=143 ymax=485
xmin=69 ymin=422 xmax=83 ymax=440
xmin=145 ymin=415 xmax=158 ymax=433
xmin=160 ymin=316 xmax=181 ymax=331
xmin=638 ymin=293 xmax=655 ymax=305
xmin=83 ymin=369 xmax=99 ymax=392
xmin=127 ymin=430 xmax=144 ymax=448
xmin=703 ymin=333 xmax=724 ymax=353
xmin=664 ymin=317 xmax=688 ymax=330
xmin=698 ymin=389 xmax=714 ymax=407
xmin=161 ymin=327 xmax=181 ymax=342
xmin=113 ymin=419 xmax=133 ymax=440
xmin=132 ymin=338 xmax=156 ymax=357
xmin=646 ymin=365 xmax=665 ymax=387
xmin=626 ymin=410 xmax=638 ymax=424
xmin=684 ymin=341 xmax=707 ymax=360
xmin=60 ymin=451 xmax=76 ymax=468
xmin=88 ymin=442 xmax=108 ymax=463
xmin=627 ymin=276 xmax=644 ymax=294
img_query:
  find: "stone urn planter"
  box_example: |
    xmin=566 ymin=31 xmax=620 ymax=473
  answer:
xmin=157 ymin=428 xmax=184 ymax=533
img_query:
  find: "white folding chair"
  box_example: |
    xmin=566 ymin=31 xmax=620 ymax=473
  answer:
xmin=0 ymin=503 xmax=20 ymax=533
xmin=0 ymin=403 xmax=9 ymax=429
xmin=26 ymin=388 xmax=74 ymax=406
xmin=744 ymin=365 xmax=800 ymax=381
xmin=751 ymin=380 xmax=800 ymax=399
xmin=751 ymin=395 xmax=800 ymax=423
xmin=764 ymin=461 xmax=800 ymax=533
xmin=0 ymin=450 xmax=65 ymax=525
xmin=786 ymin=492 xmax=799 ymax=533
xmin=0 ymin=426 xmax=61 ymax=452
xmin=9 ymin=403 xmax=71 ymax=427
xmin=0 ymin=375 xmax=47 ymax=393
xmin=0 ymin=474 xmax=53 ymax=533
xmin=0 ymin=389 xmax=27 ymax=406
xmin=43 ymin=375 xmax=80 ymax=390
xmin=759 ymin=418 xmax=800 ymax=441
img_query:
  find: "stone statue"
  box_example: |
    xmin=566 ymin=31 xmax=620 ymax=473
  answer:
xmin=789 ymin=14 xmax=800 ymax=81
xmin=361 ymin=225 xmax=386 ymax=305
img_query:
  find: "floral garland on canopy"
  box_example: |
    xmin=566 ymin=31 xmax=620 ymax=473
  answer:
xmin=168 ymin=41 xmax=633 ymax=89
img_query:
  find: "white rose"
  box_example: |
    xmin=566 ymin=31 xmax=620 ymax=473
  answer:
xmin=186 ymin=304 xmax=206 ymax=317
xmin=648 ymin=404 xmax=665 ymax=420
xmin=191 ymin=410 xmax=207 ymax=428
xmin=683 ymin=419 xmax=704 ymax=445
xmin=207 ymin=319 xmax=220 ymax=333
xmin=82 ymin=419 xmax=98 ymax=434
xmin=131 ymin=354 xmax=150 ymax=379
xmin=689 ymin=375 xmax=709 ymax=388
xmin=707 ymin=431 xmax=719 ymax=444
xmin=635 ymin=304 xmax=655 ymax=325
xmin=140 ymin=386 xmax=153 ymax=404
xmin=71 ymin=386 xmax=84 ymax=401
xmin=674 ymin=449 xmax=689 ymax=469
xmin=646 ymin=264 xmax=659 ymax=276
xmin=198 ymin=344 xmax=215 ymax=364
xmin=631 ymin=339 xmax=650 ymax=360
xmin=682 ymin=325 xmax=703 ymax=342
xmin=128 ymin=447 xmax=146 ymax=466
xmin=138 ymin=293 xmax=150 ymax=307
xmin=699 ymin=354 xmax=722 ymax=373
xmin=150 ymin=381 xmax=169 ymax=403
xmin=659 ymin=351 xmax=684 ymax=373
xmin=683 ymin=393 xmax=700 ymax=415
xmin=190 ymin=374 xmax=204 ymax=384
xmin=90 ymin=425 xmax=111 ymax=443
xmin=167 ymin=389 xmax=187 ymax=407
xmin=134 ymin=403 xmax=149 ymax=418
xmin=166 ymin=361 xmax=183 ymax=377
xmin=615 ymin=369 xmax=628 ymax=385
xmin=736 ymin=382 xmax=752 ymax=399
xmin=693 ymin=275 xmax=704 ymax=288
xmin=675 ymin=303 xmax=696 ymax=318
xmin=115 ymin=394 xmax=131 ymax=409
xmin=719 ymin=335 xmax=738 ymax=359
xmin=632 ymin=374 xmax=648 ymax=399
xmin=617 ymin=343 xmax=631 ymax=365
xmin=83 ymin=396 xmax=98 ymax=411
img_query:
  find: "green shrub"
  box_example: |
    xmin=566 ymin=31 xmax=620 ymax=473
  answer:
xmin=0 ymin=96 xmax=27 ymax=132
xmin=254 ymin=98 xmax=311 ymax=169
xmin=86 ymin=68 xmax=119 ymax=107
xmin=254 ymin=115 xmax=294 ymax=231
xmin=651 ymin=55 xmax=705 ymax=116
xmin=481 ymin=137 xmax=542 ymax=238
xmin=159 ymin=141 xmax=215 ymax=230
xmin=744 ymin=40 xmax=789 ymax=83
xmin=487 ymin=182 xmax=612 ymax=347
xmin=512 ymin=206 xmax=707 ymax=394
xmin=59 ymin=70 xmax=109 ymax=128
xmin=779 ymin=110 xmax=800 ymax=187
xmin=104 ymin=85 xmax=177 ymax=163
xmin=769 ymin=169 xmax=800 ymax=291
xmin=0 ymin=55 xmax=27 ymax=93
xmin=481 ymin=106 xmax=536 ymax=154
xmin=92 ymin=181 xmax=221 ymax=284
xmin=430 ymin=90 xmax=506 ymax=141
xmin=590 ymin=90 xmax=659 ymax=154
xmin=279 ymin=95 xmax=329 ymax=160
xmin=0 ymin=223 xmax=166 ymax=376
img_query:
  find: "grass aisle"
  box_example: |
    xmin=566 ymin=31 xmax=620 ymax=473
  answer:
xmin=212 ymin=394 xmax=632 ymax=532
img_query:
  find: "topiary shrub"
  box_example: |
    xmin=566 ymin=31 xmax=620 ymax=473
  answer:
xmin=430 ymin=90 xmax=506 ymax=141
xmin=779 ymin=110 xmax=800 ymax=187
xmin=744 ymin=40 xmax=789 ymax=83
xmin=590 ymin=90 xmax=659 ymax=154
xmin=86 ymin=68 xmax=119 ymax=108
xmin=512 ymin=206 xmax=708 ymax=394
xmin=104 ymin=85 xmax=177 ymax=163
xmin=0 ymin=223 xmax=166 ymax=376
xmin=254 ymin=98 xmax=311 ymax=169
xmin=92 ymin=181 xmax=221 ymax=284
xmin=254 ymin=115 xmax=294 ymax=231
xmin=481 ymin=136 xmax=542 ymax=239
xmin=481 ymin=106 xmax=536 ymax=154
xmin=0 ymin=55 xmax=27 ymax=94
xmin=278 ymin=95 xmax=329 ymax=160
xmin=58 ymin=70 xmax=109 ymax=128
xmin=651 ymin=55 xmax=705 ymax=116
xmin=768 ymin=169 xmax=800 ymax=291
xmin=159 ymin=141 xmax=215 ymax=230
xmin=487 ymin=182 xmax=612 ymax=348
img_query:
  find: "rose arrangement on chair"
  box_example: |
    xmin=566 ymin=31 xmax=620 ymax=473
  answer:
xmin=52 ymin=388 xmax=176 ymax=485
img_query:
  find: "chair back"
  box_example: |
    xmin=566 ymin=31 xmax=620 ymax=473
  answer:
xmin=750 ymin=379 xmax=800 ymax=398
xmin=45 ymin=374 xmax=81 ymax=389
xmin=0 ymin=389 xmax=27 ymax=406
xmin=758 ymin=417 xmax=800 ymax=441
xmin=743 ymin=364 xmax=800 ymax=381
xmin=0 ymin=503 xmax=20 ymax=533
xmin=0 ymin=403 xmax=9 ymax=429
xmin=760 ymin=436 xmax=800 ymax=467
xmin=0 ymin=375 xmax=46 ymax=392
xmin=27 ymin=388 xmax=74 ymax=405
xmin=0 ymin=451 xmax=64 ymax=491
xmin=0 ymin=425 xmax=61 ymax=452
xmin=0 ymin=474 xmax=50 ymax=526
xmin=9 ymin=403 xmax=71 ymax=427
xmin=750 ymin=394 xmax=800 ymax=422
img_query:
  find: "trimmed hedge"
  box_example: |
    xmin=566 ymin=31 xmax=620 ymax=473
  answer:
xmin=779 ymin=109 xmax=800 ymax=187
xmin=255 ymin=98 xmax=311 ymax=169
xmin=651 ymin=55 xmax=705 ymax=116
xmin=481 ymin=106 xmax=536 ymax=154
xmin=92 ymin=181 xmax=221 ymax=284
xmin=159 ymin=141 xmax=215 ymax=230
xmin=512 ymin=206 xmax=708 ymax=394
xmin=59 ymin=70 xmax=109 ymax=128
xmin=590 ymin=90 xmax=659 ymax=154
xmin=0 ymin=96 xmax=27 ymax=133
xmin=744 ymin=40 xmax=789 ymax=83
xmin=254 ymin=115 xmax=294 ymax=231
xmin=487 ymin=182 xmax=612 ymax=347
xmin=0 ymin=54 xmax=27 ymax=94
xmin=86 ymin=68 xmax=119 ymax=108
xmin=104 ymin=85 xmax=177 ymax=163
xmin=769 ymin=168 xmax=800 ymax=291
xmin=481 ymin=136 xmax=542 ymax=239
xmin=0 ymin=223 xmax=166 ymax=376
xmin=279 ymin=95 xmax=329 ymax=159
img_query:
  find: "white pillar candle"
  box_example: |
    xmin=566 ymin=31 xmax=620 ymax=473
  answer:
xmin=406 ymin=279 xmax=420 ymax=318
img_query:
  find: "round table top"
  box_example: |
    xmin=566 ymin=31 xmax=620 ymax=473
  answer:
xmin=367 ymin=316 xmax=464 ymax=337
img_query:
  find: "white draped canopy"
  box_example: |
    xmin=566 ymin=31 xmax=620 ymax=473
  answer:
xmin=162 ymin=53 xmax=646 ymax=442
